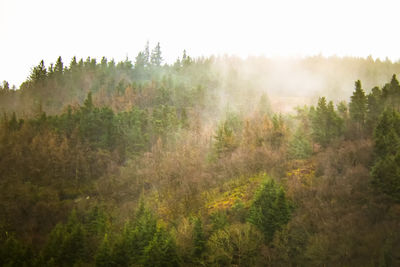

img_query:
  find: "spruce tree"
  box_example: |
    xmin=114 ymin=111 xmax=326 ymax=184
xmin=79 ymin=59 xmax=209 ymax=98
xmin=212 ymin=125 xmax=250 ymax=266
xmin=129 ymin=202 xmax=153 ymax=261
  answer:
xmin=349 ymin=80 xmax=367 ymax=134
xmin=151 ymin=42 xmax=163 ymax=66
xmin=248 ymin=176 xmax=291 ymax=243
xmin=372 ymin=109 xmax=400 ymax=202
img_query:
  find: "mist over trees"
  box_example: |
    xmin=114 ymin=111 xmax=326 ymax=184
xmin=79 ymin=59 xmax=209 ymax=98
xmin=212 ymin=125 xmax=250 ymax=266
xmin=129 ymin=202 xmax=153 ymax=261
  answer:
xmin=0 ymin=43 xmax=400 ymax=266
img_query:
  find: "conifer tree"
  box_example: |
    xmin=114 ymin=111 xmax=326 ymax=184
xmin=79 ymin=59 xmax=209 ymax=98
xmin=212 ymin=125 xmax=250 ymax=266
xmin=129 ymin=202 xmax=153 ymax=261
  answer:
xmin=54 ymin=56 xmax=64 ymax=74
xmin=29 ymin=60 xmax=47 ymax=82
xmin=311 ymin=97 xmax=343 ymax=146
xmin=248 ymin=176 xmax=291 ymax=243
xmin=95 ymin=234 xmax=114 ymax=267
xmin=151 ymin=42 xmax=163 ymax=66
xmin=366 ymin=86 xmax=384 ymax=132
xmin=192 ymin=217 xmax=206 ymax=258
xmin=349 ymin=80 xmax=367 ymax=133
xmin=371 ymin=109 xmax=400 ymax=202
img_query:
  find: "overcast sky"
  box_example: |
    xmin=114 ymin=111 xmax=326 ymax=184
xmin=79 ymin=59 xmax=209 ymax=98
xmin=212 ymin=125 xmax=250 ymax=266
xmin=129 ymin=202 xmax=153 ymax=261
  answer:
xmin=1 ymin=0 xmax=399 ymax=87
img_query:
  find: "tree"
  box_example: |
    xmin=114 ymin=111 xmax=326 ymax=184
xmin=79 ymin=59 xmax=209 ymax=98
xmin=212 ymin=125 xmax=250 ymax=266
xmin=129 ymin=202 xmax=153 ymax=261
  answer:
xmin=371 ymin=152 xmax=400 ymax=202
xmin=248 ymin=176 xmax=291 ymax=243
xmin=151 ymin=42 xmax=163 ymax=66
xmin=213 ymin=121 xmax=237 ymax=157
xmin=54 ymin=56 xmax=64 ymax=74
xmin=373 ymin=109 xmax=400 ymax=157
xmin=366 ymin=86 xmax=384 ymax=133
xmin=206 ymin=223 xmax=263 ymax=266
xmin=42 ymin=210 xmax=88 ymax=266
xmin=29 ymin=60 xmax=47 ymax=82
xmin=142 ymin=226 xmax=180 ymax=267
xmin=2 ymin=81 xmax=10 ymax=91
xmin=192 ymin=217 xmax=206 ymax=258
xmin=310 ymin=97 xmax=343 ymax=146
xmin=144 ymin=40 xmax=150 ymax=66
xmin=349 ymin=80 xmax=367 ymax=134
xmin=95 ymin=234 xmax=114 ymax=267
xmin=371 ymin=109 xmax=400 ymax=202
xmin=110 ymin=201 xmax=158 ymax=266
xmin=288 ymin=128 xmax=312 ymax=159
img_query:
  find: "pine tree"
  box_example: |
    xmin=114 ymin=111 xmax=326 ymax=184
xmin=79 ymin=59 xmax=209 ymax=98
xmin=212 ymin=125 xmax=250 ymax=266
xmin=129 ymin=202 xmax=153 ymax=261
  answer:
xmin=248 ymin=176 xmax=291 ymax=243
xmin=349 ymin=80 xmax=367 ymax=134
xmin=95 ymin=234 xmax=114 ymax=267
xmin=144 ymin=40 xmax=150 ymax=66
xmin=372 ymin=109 xmax=400 ymax=202
xmin=371 ymin=152 xmax=400 ymax=202
xmin=366 ymin=86 xmax=384 ymax=132
xmin=311 ymin=97 xmax=343 ymax=146
xmin=29 ymin=60 xmax=47 ymax=82
xmin=288 ymin=128 xmax=312 ymax=159
xmin=54 ymin=56 xmax=64 ymax=74
xmin=373 ymin=109 xmax=400 ymax=157
xmin=150 ymin=42 xmax=163 ymax=66
xmin=142 ymin=226 xmax=180 ymax=267
xmin=214 ymin=121 xmax=237 ymax=157
xmin=192 ymin=217 xmax=206 ymax=258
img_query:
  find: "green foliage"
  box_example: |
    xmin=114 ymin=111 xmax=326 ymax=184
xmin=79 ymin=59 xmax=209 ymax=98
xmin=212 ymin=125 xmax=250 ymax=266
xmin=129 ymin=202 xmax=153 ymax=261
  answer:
xmin=142 ymin=226 xmax=180 ymax=267
xmin=192 ymin=217 xmax=206 ymax=258
xmin=0 ymin=233 xmax=33 ymax=267
xmin=29 ymin=60 xmax=47 ymax=83
xmin=372 ymin=109 xmax=400 ymax=201
xmin=206 ymin=223 xmax=263 ymax=267
xmin=373 ymin=109 xmax=400 ymax=157
xmin=213 ymin=112 xmax=242 ymax=157
xmin=3 ymin=47 xmax=400 ymax=266
xmin=110 ymin=201 xmax=158 ymax=266
xmin=270 ymin=114 xmax=286 ymax=149
xmin=95 ymin=234 xmax=113 ymax=267
xmin=371 ymin=152 xmax=400 ymax=202
xmin=349 ymin=80 xmax=367 ymax=127
xmin=210 ymin=211 xmax=229 ymax=231
xmin=366 ymin=86 xmax=384 ymax=131
xmin=248 ymin=176 xmax=291 ymax=243
xmin=42 ymin=210 xmax=89 ymax=266
xmin=288 ymin=128 xmax=312 ymax=159
xmin=310 ymin=97 xmax=343 ymax=146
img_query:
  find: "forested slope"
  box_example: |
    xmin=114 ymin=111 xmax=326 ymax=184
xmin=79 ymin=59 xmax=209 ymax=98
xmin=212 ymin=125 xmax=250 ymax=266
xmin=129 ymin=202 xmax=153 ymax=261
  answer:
xmin=0 ymin=44 xmax=399 ymax=266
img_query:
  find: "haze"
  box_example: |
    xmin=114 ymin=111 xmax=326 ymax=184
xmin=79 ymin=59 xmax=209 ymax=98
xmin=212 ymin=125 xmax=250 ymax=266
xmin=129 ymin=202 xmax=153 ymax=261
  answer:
xmin=1 ymin=0 xmax=400 ymax=86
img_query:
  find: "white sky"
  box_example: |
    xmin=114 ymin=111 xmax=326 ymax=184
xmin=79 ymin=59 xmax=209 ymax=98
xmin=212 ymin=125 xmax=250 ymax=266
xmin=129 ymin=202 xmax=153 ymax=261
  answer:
xmin=1 ymin=0 xmax=400 ymax=86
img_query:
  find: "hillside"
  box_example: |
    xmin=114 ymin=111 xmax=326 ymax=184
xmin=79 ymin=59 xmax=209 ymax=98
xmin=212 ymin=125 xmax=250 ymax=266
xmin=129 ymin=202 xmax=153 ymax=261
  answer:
xmin=0 ymin=45 xmax=400 ymax=266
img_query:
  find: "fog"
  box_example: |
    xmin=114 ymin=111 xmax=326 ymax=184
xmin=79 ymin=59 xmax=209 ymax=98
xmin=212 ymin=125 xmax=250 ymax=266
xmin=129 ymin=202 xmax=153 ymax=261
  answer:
xmin=211 ymin=55 xmax=400 ymax=114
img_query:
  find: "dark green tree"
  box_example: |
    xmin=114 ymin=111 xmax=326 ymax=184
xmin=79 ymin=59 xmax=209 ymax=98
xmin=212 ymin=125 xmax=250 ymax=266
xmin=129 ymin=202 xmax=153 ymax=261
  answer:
xmin=142 ymin=226 xmax=180 ymax=267
xmin=54 ymin=56 xmax=64 ymax=74
xmin=192 ymin=217 xmax=206 ymax=258
xmin=310 ymin=97 xmax=343 ymax=146
xmin=95 ymin=234 xmax=114 ymax=267
xmin=349 ymin=80 xmax=367 ymax=134
xmin=248 ymin=176 xmax=291 ymax=243
xmin=29 ymin=60 xmax=47 ymax=82
xmin=371 ymin=109 xmax=400 ymax=202
xmin=366 ymin=86 xmax=384 ymax=133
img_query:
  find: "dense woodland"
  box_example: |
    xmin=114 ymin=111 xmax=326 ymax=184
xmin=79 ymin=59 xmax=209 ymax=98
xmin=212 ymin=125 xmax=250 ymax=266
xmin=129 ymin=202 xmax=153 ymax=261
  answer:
xmin=0 ymin=43 xmax=400 ymax=266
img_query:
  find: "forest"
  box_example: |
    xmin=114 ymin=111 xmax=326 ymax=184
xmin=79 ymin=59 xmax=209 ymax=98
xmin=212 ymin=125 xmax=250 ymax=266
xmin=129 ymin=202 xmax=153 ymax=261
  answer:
xmin=0 ymin=43 xmax=400 ymax=266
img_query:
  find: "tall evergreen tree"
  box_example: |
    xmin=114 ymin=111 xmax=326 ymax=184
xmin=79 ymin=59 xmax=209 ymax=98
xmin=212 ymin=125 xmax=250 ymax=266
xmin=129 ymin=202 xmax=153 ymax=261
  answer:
xmin=248 ymin=176 xmax=291 ymax=243
xmin=349 ymin=80 xmax=367 ymax=133
xmin=372 ymin=109 xmax=400 ymax=202
xmin=311 ymin=97 xmax=343 ymax=146
xmin=54 ymin=56 xmax=64 ymax=74
xmin=366 ymin=86 xmax=384 ymax=132
xmin=29 ymin=60 xmax=47 ymax=82
xmin=151 ymin=42 xmax=163 ymax=66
